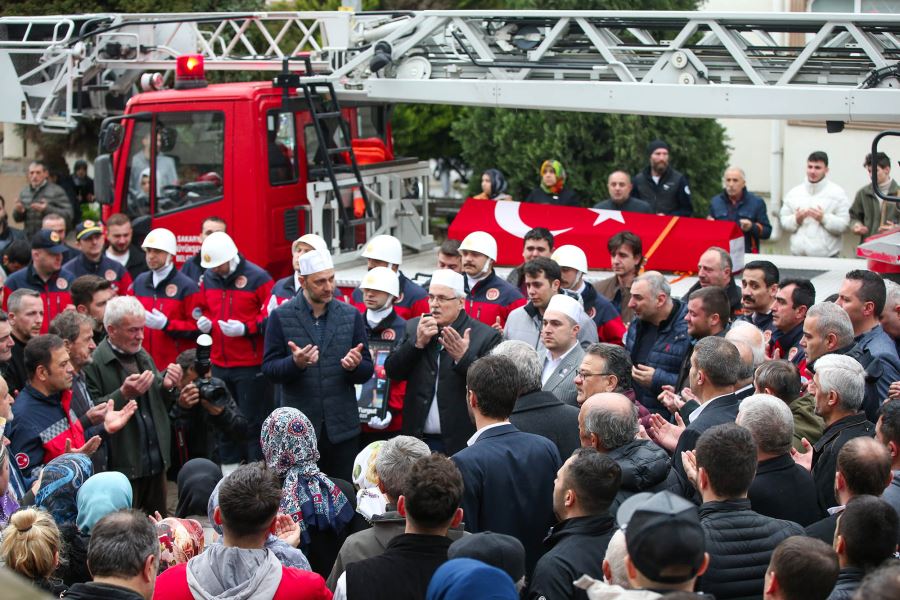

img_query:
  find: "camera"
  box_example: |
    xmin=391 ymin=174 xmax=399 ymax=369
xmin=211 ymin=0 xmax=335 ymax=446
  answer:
xmin=193 ymin=334 xmax=228 ymax=405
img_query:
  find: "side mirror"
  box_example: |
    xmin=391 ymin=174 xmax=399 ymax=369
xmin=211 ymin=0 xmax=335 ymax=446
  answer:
xmin=93 ymin=155 xmax=114 ymax=205
xmin=99 ymin=123 xmax=124 ymax=153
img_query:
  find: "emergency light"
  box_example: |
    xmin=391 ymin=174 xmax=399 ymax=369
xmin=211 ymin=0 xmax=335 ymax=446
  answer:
xmin=175 ymin=54 xmax=207 ymax=89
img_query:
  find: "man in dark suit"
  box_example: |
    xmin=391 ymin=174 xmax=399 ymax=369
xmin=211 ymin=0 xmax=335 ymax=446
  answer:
xmin=385 ymin=269 xmax=501 ymax=455
xmin=649 ymin=336 xmax=742 ymax=499
xmin=492 ymin=339 xmax=580 ymax=461
xmin=451 ymin=354 xmax=562 ymax=576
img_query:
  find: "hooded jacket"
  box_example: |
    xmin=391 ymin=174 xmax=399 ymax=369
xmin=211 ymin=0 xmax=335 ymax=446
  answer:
xmin=152 ymin=545 xmax=330 ymax=600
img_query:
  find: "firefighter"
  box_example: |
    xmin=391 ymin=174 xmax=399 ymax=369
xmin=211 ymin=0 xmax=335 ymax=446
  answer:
xmin=345 ymin=234 xmax=428 ymax=319
xmin=551 ymin=244 xmax=627 ymax=345
xmin=458 ymin=231 xmax=526 ymax=328
xmin=63 ymin=220 xmax=133 ymax=295
xmin=359 ymin=266 xmax=406 ymax=442
xmin=129 ymin=228 xmax=201 ymax=370
xmin=3 ymin=229 xmax=75 ymax=334
xmin=194 ymin=231 xmax=273 ymax=464
xmin=264 ymin=233 xmax=328 ymax=315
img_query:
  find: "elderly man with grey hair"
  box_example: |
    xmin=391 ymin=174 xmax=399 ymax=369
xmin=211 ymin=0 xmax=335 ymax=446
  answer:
xmin=326 ymin=435 xmax=458 ymax=591
xmin=791 ymin=353 xmax=875 ymax=512
xmin=579 ymin=392 xmax=669 ymax=511
xmin=490 ymin=340 xmax=580 ymax=460
xmin=737 ymin=393 xmax=820 ymax=525
xmin=83 ymin=295 xmax=182 ymax=515
xmin=624 ymin=271 xmax=690 ymax=413
xmin=801 ymin=301 xmax=856 ymax=366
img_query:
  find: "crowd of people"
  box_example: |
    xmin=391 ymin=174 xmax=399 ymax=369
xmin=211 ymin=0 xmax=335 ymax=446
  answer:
xmin=0 ymin=141 xmax=898 ymax=600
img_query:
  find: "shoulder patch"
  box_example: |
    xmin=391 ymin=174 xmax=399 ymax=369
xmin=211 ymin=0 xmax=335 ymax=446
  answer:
xmin=381 ymin=329 xmax=396 ymax=341
xmin=104 ymin=269 xmax=117 ymax=281
xmin=165 ymin=284 xmax=178 ymax=298
xmin=56 ymin=277 xmax=68 ymax=290
xmin=485 ymin=288 xmax=500 ymax=301
xmin=191 ymin=307 xmax=203 ymax=319
xmin=235 ymin=275 xmax=248 ymax=289
xmin=15 ymin=453 xmax=29 ymax=469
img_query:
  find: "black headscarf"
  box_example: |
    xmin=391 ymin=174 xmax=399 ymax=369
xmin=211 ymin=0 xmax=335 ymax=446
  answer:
xmin=176 ymin=458 xmax=223 ymax=518
xmin=483 ymin=168 xmax=509 ymax=199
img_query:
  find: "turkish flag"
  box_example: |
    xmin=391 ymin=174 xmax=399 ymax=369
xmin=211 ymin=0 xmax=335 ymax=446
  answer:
xmin=448 ymin=199 xmax=745 ymax=272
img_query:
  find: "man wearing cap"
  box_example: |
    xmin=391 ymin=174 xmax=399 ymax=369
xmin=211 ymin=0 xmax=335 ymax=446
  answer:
xmin=2 ymin=229 xmax=76 ymax=334
xmin=358 ymin=266 xmax=406 ymax=439
xmin=552 ymin=244 xmax=626 ymax=344
xmin=631 ymin=140 xmax=694 ymax=216
xmin=458 ymin=231 xmax=525 ymax=328
xmin=345 ymin=234 xmax=429 ymax=320
xmin=263 ymin=250 xmax=372 ymax=480
xmin=128 ymin=228 xmax=201 ymax=370
xmin=194 ymin=231 xmax=273 ymax=464
xmin=681 ymin=423 xmax=805 ymax=599
xmin=540 ymin=294 xmax=588 ymax=408
xmin=104 ymin=212 xmax=147 ymax=281
xmin=528 ymin=448 xmax=621 ymax=600
xmin=41 ymin=212 xmax=81 ymax=265
xmin=504 ymin=257 xmax=597 ymax=351
xmin=575 ymin=491 xmax=711 ymax=598
xmin=264 ymin=233 xmax=328 ymax=316
xmin=62 ymin=220 xmax=133 ymax=295
xmin=385 ymin=268 xmax=502 ymax=455
xmin=450 ymin=355 xmax=561 ymax=577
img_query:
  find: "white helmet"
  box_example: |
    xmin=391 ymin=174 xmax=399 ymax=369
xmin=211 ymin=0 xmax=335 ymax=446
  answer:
xmin=459 ymin=231 xmax=497 ymax=262
xmin=362 ymin=234 xmax=403 ymax=266
xmin=552 ymin=245 xmax=588 ymax=274
xmin=360 ymin=266 xmax=400 ymax=297
xmin=293 ymin=233 xmax=328 ymax=254
xmin=200 ymin=231 xmax=238 ymax=268
xmin=142 ymin=228 xmax=177 ymax=256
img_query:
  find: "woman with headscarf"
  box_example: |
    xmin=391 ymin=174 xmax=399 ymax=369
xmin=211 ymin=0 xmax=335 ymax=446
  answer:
xmin=261 ymin=407 xmax=365 ymax=576
xmin=155 ymin=517 xmax=205 ymax=573
xmin=175 ymin=458 xmax=222 ymax=545
xmin=471 ymin=169 xmax=512 ymax=201
xmin=426 ymin=558 xmax=519 ymax=600
xmin=0 ymin=507 xmax=67 ymax=595
xmin=525 ymin=159 xmax=580 ymax=206
xmin=0 ymin=443 xmax=20 ymax=528
xmin=206 ymin=477 xmax=312 ymax=572
xmin=34 ymin=453 xmax=93 ymax=527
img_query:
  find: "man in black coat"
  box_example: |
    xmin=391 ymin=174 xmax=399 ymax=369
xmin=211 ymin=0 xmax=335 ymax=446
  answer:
xmin=262 ymin=250 xmax=373 ymax=480
xmin=791 ymin=353 xmax=875 ymax=513
xmin=805 ymin=437 xmax=892 ymax=544
xmin=737 ymin=394 xmax=821 ymax=526
xmin=682 ymin=423 xmax=805 ymax=600
xmin=527 ymin=448 xmax=619 ymax=600
xmin=828 ymin=495 xmax=899 ymax=600
xmin=493 ymin=339 xmax=580 ymax=461
xmin=451 ymin=355 xmax=561 ymax=576
xmin=631 ymin=139 xmax=693 ymax=216
xmin=338 ymin=454 xmax=464 ymax=600
xmin=385 ymin=269 xmax=501 ymax=455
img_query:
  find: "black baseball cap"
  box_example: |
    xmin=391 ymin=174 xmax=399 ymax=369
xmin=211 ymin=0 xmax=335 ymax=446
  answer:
xmin=31 ymin=229 xmax=67 ymax=254
xmin=617 ymin=491 xmax=706 ymax=584
xmin=75 ymin=220 xmax=103 ymax=241
xmin=448 ymin=531 xmax=526 ymax=583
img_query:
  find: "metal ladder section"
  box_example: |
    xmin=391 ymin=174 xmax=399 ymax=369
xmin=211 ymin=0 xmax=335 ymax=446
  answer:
xmin=1 ymin=10 xmax=899 ymax=130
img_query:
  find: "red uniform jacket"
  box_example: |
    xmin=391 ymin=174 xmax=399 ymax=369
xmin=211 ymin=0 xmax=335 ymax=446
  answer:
xmin=464 ymin=270 xmax=526 ymax=327
xmin=129 ymin=267 xmax=201 ymax=370
xmin=3 ymin=265 xmax=75 ymax=334
xmin=344 ymin=271 xmax=429 ymax=321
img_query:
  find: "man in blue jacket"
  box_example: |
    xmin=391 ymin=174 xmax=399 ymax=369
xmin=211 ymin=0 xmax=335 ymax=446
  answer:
xmin=708 ymin=167 xmax=772 ymax=253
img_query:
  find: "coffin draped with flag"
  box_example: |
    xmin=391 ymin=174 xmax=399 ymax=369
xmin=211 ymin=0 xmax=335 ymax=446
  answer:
xmin=449 ymin=199 xmax=745 ymax=272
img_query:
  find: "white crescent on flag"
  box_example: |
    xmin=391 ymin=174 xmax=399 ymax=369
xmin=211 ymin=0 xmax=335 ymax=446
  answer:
xmin=494 ymin=200 xmax=573 ymax=238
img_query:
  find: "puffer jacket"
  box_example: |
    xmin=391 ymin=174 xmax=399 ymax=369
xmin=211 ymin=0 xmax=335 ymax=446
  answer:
xmin=606 ymin=439 xmax=670 ymax=514
xmin=698 ymin=499 xmax=804 ymax=600
xmin=624 ymin=298 xmax=690 ymax=412
xmin=779 ymin=178 xmax=850 ymax=257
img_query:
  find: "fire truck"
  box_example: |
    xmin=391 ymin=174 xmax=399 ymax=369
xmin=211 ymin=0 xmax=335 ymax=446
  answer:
xmin=1 ymin=9 xmax=899 ymax=284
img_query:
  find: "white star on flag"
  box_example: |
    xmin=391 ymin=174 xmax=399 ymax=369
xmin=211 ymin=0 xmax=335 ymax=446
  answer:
xmin=589 ymin=209 xmax=626 ymax=226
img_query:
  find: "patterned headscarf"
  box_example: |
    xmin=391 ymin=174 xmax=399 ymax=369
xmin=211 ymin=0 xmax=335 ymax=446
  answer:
xmin=156 ymin=517 xmax=205 ymax=572
xmin=539 ymin=159 xmax=566 ymax=195
xmin=260 ymin=408 xmax=354 ymax=547
xmin=35 ymin=453 xmax=93 ymax=526
xmin=0 ymin=446 xmax=20 ymax=529
xmin=483 ymin=169 xmax=509 ymax=199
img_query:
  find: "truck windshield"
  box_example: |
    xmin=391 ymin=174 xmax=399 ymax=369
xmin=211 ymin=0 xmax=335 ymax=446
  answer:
xmin=124 ymin=111 xmax=225 ymax=218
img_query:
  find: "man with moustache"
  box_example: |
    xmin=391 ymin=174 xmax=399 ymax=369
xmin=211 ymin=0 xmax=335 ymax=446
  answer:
xmin=595 ymin=232 xmax=643 ymax=324
xmin=457 ymin=231 xmax=525 ymax=328
xmin=738 ymin=260 xmax=780 ymax=334
xmin=770 ymin=278 xmax=815 ymax=369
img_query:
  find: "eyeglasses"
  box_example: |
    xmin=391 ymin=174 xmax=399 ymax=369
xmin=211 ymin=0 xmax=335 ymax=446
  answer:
xmin=428 ymin=294 xmax=457 ymax=304
xmin=575 ymin=369 xmax=612 ymax=379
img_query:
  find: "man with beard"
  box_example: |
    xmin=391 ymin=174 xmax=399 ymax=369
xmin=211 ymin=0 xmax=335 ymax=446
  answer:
xmin=104 ymin=213 xmax=147 ymax=280
xmin=595 ymin=231 xmax=643 ymax=324
xmin=5 ymin=289 xmax=43 ymax=396
xmin=771 ymin=278 xmax=815 ymax=370
xmin=63 ymin=220 xmax=133 ymax=295
xmin=739 ymin=260 xmax=780 ymax=334
xmin=631 ymin=140 xmax=693 ymax=216
xmin=264 ymin=233 xmax=327 ymax=314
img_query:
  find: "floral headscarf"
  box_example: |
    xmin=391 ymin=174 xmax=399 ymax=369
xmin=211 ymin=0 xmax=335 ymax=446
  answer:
xmin=156 ymin=517 xmax=205 ymax=572
xmin=539 ymin=159 xmax=566 ymax=195
xmin=35 ymin=453 xmax=93 ymax=526
xmin=0 ymin=446 xmax=20 ymax=528
xmin=352 ymin=441 xmax=387 ymax=520
xmin=260 ymin=408 xmax=353 ymax=547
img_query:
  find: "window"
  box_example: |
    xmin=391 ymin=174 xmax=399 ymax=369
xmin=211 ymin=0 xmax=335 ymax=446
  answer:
xmin=124 ymin=111 xmax=225 ymax=219
xmin=267 ymin=111 xmax=298 ymax=185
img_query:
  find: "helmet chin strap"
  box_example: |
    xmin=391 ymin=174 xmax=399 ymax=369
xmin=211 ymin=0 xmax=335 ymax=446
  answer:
xmin=477 ymin=258 xmax=493 ymax=278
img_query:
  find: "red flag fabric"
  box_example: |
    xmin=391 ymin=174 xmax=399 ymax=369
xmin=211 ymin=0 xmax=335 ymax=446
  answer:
xmin=449 ymin=199 xmax=745 ymax=272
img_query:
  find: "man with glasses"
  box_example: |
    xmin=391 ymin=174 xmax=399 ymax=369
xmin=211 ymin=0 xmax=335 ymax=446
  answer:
xmin=386 ymin=269 xmax=502 ymax=455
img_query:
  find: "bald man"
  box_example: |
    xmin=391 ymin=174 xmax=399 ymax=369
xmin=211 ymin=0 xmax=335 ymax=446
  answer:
xmin=579 ymin=393 xmax=669 ymax=511
xmin=708 ymin=167 xmax=772 ymax=253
